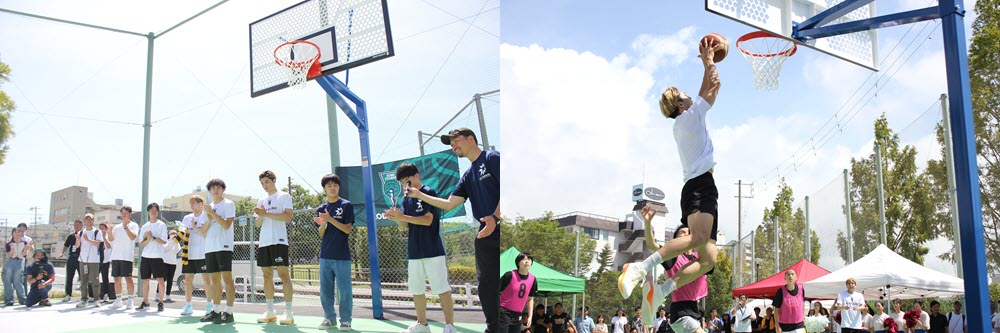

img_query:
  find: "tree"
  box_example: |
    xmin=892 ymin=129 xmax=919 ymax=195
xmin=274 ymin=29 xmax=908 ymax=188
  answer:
xmin=838 ymin=115 xmax=946 ymax=265
xmin=595 ymin=243 xmax=613 ymax=276
xmin=706 ymin=249 xmax=734 ymax=316
xmin=925 ymin=0 xmax=1000 ymax=272
xmin=585 ymin=269 xmax=643 ymax=319
xmin=752 ymin=180 xmax=821 ymax=279
xmin=0 ymin=58 xmax=14 ymax=165
xmin=235 ymin=196 xmax=256 ymax=218
xmin=501 ymin=212 xmax=597 ymax=277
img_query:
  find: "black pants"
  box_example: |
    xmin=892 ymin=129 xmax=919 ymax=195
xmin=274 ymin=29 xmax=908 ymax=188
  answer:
xmin=65 ymin=256 xmax=79 ymax=296
xmin=500 ymin=308 xmax=524 ymax=333
xmin=156 ymin=264 xmax=176 ymax=297
xmin=476 ymin=237 xmax=501 ymax=332
xmin=98 ymin=262 xmax=116 ymax=300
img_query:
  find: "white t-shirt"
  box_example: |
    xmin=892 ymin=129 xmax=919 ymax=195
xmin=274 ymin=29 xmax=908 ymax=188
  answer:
xmin=256 ymin=191 xmax=293 ymax=247
xmin=892 ymin=311 xmax=907 ymax=331
xmin=836 ymin=291 xmax=866 ymax=329
xmin=918 ymin=311 xmax=930 ymax=330
xmin=102 ymin=235 xmax=113 ymax=264
xmin=611 ymin=315 xmax=627 ymax=333
xmin=79 ymin=227 xmax=104 ymax=264
xmin=991 ymin=311 xmax=1000 ymax=333
xmin=162 ymin=238 xmax=180 ymax=265
xmin=110 ymin=222 xmax=139 ymax=262
xmin=673 ymin=95 xmax=716 ymax=182
xmin=205 ymin=199 xmax=236 ymax=253
xmin=861 ymin=313 xmax=873 ymax=330
xmin=869 ymin=313 xmax=890 ymax=331
xmin=182 ymin=212 xmax=209 ymax=260
xmin=139 ymin=221 xmax=168 ymax=259
xmin=948 ymin=312 xmax=965 ymax=333
xmin=733 ymin=305 xmax=754 ymax=332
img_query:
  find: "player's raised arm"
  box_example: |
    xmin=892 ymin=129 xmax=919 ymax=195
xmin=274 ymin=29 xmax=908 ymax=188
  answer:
xmin=698 ymin=38 xmax=722 ymax=107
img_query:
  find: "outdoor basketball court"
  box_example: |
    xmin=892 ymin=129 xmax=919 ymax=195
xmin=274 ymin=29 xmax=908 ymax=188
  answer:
xmin=0 ymin=300 xmax=486 ymax=332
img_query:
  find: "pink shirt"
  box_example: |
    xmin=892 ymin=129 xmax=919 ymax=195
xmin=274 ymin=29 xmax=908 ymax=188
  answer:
xmin=777 ymin=284 xmax=805 ymax=324
xmin=500 ymin=270 xmax=535 ymax=312
xmin=667 ymin=252 xmax=707 ymax=302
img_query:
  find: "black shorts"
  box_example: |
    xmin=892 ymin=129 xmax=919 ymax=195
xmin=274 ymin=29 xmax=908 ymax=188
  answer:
xmin=256 ymin=244 xmax=290 ymax=267
xmin=205 ymin=251 xmax=233 ymax=273
xmin=679 ymin=171 xmax=719 ymax=241
xmin=499 ymin=307 xmax=525 ymax=329
xmin=182 ymin=259 xmax=207 ymax=274
xmin=139 ymin=258 xmax=167 ymax=280
xmin=111 ymin=260 xmax=133 ymax=278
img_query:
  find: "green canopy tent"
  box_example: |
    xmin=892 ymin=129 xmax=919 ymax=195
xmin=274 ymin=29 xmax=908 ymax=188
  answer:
xmin=500 ymin=247 xmax=586 ymax=297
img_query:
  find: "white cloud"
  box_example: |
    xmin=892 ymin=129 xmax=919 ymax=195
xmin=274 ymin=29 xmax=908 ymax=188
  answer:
xmin=630 ymin=27 xmax=698 ymax=73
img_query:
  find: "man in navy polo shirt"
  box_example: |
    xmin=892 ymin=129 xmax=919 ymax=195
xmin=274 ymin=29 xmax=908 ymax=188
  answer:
xmin=406 ymin=127 xmax=500 ymax=332
xmin=314 ymin=174 xmax=355 ymax=331
xmin=388 ymin=163 xmax=457 ymax=333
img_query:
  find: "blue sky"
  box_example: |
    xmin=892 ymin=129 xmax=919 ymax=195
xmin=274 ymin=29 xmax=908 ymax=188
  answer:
xmin=501 ymin=0 xmax=977 ymax=275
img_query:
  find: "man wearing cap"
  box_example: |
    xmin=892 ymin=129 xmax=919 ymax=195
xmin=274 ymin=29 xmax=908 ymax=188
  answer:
xmin=406 ymin=127 xmax=501 ymax=332
xmin=25 ymin=249 xmax=56 ymax=307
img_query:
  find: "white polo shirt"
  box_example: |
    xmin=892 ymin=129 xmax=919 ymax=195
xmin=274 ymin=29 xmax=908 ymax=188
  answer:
xmin=256 ymin=191 xmax=293 ymax=247
xmin=205 ymin=199 xmax=236 ymax=253
xmin=673 ymin=95 xmax=716 ymax=182
xmin=836 ymin=291 xmax=866 ymax=329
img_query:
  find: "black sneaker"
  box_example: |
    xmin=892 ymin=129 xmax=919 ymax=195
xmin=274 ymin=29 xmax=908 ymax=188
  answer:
xmin=138 ymin=302 xmax=150 ymax=310
xmin=215 ymin=312 xmax=234 ymax=324
xmin=201 ymin=311 xmax=220 ymax=323
xmin=157 ymin=302 xmax=164 ymax=312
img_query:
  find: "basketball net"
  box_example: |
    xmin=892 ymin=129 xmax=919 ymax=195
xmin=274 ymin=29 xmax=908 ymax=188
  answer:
xmin=737 ymin=31 xmax=797 ymax=91
xmin=274 ymin=40 xmax=322 ymax=89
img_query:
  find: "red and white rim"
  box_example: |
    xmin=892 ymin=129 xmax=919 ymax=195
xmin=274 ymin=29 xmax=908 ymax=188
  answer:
xmin=736 ymin=31 xmax=798 ymax=58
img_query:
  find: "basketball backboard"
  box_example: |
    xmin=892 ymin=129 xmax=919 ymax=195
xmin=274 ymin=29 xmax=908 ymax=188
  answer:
xmin=707 ymin=0 xmax=878 ymax=70
xmin=250 ymin=0 xmax=394 ymax=97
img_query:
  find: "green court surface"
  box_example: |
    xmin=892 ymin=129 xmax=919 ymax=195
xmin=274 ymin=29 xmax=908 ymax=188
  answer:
xmin=66 ymin=317 xmax=483 ymax=333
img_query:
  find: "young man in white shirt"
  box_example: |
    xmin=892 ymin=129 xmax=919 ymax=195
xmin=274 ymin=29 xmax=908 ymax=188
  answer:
xmin=832 ymin=278 xmax=865 ymax=333
xmin=178 ymin=195 xmax=213 ymax=317
xmin=108 ymin=206 xmax=139 ymax=310
xmin=202 ymin=178 xmax=238 ymax=324
xmin=76 ymin=214 xmax=104 ymax=308
xmin=618 ymin=37 xmax=724 ymax=311
xmin=947 ymin=301 xmax=966 ymax=333
xmin=733 ymin=294 xmax=756 ymax=333
xmin=138 ymin=203 xmax=169 ymax=311
xmin=254 ymin=170 xmax=295 ymax=324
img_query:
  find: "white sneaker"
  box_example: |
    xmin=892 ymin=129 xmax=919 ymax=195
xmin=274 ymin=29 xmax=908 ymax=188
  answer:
xmin=103 ymin=295 xmax=109 ymax=302
xmin=126 ymin=298 xmax=134 ymax=310
xmin=76 ymin=301 xmax=88 ymax=308
xmin=180 ymin=303 xmax=194 ymax=315
xmin=402 ymin=322 xmax=432 ymax=333
xmin=257 ymin=310 xmax=277 ymax=323
xmin=618 ymin=261 xmax=647 ymax=299
xmin=112 ymin=299 xmax=123 ymax=309
xmin=63 ymin=296 xmax=72 ymax=303
xmin=319 ymin=319 xmax=334 ymax=330
xmin=341 ymin=322 xmax=352 ymax=331
xmin=443 ymin=324 xmax=457 ymax=333
xmin=280 ymin=312 xmax=295 ymax=325
xmin=641 ymin=280 xmax=663 ymax=326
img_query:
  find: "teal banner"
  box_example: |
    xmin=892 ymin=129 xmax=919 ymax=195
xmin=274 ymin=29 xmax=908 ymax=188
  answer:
xmin=336 ymin=150 xmax=465 ymax=226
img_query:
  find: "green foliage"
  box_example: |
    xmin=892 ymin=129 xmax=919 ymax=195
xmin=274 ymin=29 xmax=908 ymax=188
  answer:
xmin=501 ymin=212 xmax=597 ymax=277
xmin=0 ymin=58 xmax=13 ymax=165
xmin=706 ymin=249 xmax=734 ymax=315
xmin=448 ymin=265 xmax=477 ymax=283
xmin=595 ymin=243 xmax=614 ymax=276
xmin=584 ymin=269 xmax=642 ymax=319
xmin=839 ymin=115 xmax=946 ymax=265
xmin=235 ymin=197 xmax=256 ymax=218
xmin=752 ymin=180 xmax=822 ymax=278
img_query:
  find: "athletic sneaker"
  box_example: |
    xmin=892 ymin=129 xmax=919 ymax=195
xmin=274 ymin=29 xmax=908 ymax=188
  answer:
xmin=280 ymin=312 xmax=295 ymax=325
xmin=618 ymin=262 xmax=647 ymax=299
xmin=341 ymin=322 xmax=352 ymax=330
xmin=157 ymin=302 xmax=164 ymax=312
xmin=137 ymin=301 xmax=150 ymax=310
xmin=443 ymin=324 xmax=457 ymax=333
xmin=257 ymin=310 xmax=277 ymax=323
xmin=201 ymin=311 xmax=220 ymax=322
xmin=641 ymin=280 xmax=663 ymax=327
xmin=319 ymin=319 xmax=334 ymax=330
xmin=92 ymin=300 xmax=101 ymax=308
xmin=63 ymin=296 xmax=71 ymax=302
xmin=112 ymin=298 xmax=122 ymax=309
xmin=180 ymin=303 xmax=194 ymax=315
xmin=401 ymin=322 xmax=432 ymax=333
xmin=126 ymin=298 xmax=134 ymax=310
xmin=216 ymin=312 xmax=234 ymax=324
xmin=75 ymin=301 xmax=88 ymax=308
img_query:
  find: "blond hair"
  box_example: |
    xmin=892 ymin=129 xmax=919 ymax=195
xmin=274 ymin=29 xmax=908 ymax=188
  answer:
xmin=84 ymin=213 xmax=95 ymax=220
xmin=659 ymin=87 xmax=682 ymax=119
xmin=189 ymin=195 xmax=205 ymax=204
xmin=846 ymin=277 xmax=857 ymax=285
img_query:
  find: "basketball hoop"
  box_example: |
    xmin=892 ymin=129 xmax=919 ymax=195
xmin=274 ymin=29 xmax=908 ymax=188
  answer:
xmin=736 ymin=31 xmax=798 ymax=91
xmin=274 ymin=40 xmax=322 ymax=89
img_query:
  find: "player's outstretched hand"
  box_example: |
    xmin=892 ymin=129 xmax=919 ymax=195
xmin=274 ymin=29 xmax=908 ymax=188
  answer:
xmin=477 ymin=215 xmax=497 ymax=239
xmin=699 ymin=38 xmax=716 ymax=65
xmin=641 ymin=206 xmax=656 ymax=223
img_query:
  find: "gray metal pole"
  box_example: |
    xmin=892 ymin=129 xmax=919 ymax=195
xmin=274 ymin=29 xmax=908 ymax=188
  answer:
xmin=844 ymin=169 xmax=854 ymax=263
xmin=474 ymin=93 xmax=490 ymax=150
xmin=139 ymin=32 xmax=155 ymax=296
xmin=751 ymin=231 xmax=756 ymax=281
xmin=875 ymin=143 xmax=888 ymax=245
xmin=940 ymin=93 xmax=964 ymax=278
xmin=328 ymin=97 xmax=342 ymax=170
xmin=805 ymin=196 xmax=811 ymax=260
xmin=572 ymin=230 xmax=579 ymax=319
xmin=418 ymin=131 xmax=425 ymax=156
xmin=774 ymin=215 xmax=779 ymax=273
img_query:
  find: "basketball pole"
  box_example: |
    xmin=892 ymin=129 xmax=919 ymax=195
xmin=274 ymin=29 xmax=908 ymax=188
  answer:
xmin=793 ymin=0 xmax=989 ymax=331
xmin=314 ymin=74 xmax=386 ymax=319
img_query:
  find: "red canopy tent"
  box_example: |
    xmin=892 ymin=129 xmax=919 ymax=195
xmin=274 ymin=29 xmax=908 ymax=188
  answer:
xmin=732 ymin=259 xmax=832 ymax=299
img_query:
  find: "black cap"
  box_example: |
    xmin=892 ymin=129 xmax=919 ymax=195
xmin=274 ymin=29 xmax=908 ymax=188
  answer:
xmin=440 ymin=127 xmax=477 ymax=145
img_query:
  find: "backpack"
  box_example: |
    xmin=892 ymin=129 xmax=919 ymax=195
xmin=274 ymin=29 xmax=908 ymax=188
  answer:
xmin=94 ymin=229 xmax=105 ymax=263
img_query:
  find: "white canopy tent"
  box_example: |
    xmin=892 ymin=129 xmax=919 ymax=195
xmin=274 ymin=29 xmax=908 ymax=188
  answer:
xmin=804 ymin=244 xmax=965 ymax=300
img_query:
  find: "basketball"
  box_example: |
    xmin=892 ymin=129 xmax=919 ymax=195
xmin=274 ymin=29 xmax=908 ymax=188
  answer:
xmin=701 ymin=33 xmax=729 ymax=62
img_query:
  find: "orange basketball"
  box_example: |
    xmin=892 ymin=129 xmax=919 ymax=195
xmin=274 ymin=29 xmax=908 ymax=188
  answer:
xmin=701 ymin=33 xmax=729 ymax=62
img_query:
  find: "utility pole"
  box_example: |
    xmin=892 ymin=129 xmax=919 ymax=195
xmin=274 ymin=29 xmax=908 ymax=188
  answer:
xmin=288 ymin=177 xmax=293 ymax=195
xmin=29 ymin=206 xmax=40 ymax=228
xmin=734 ymin=180 xmax=753 ymax=287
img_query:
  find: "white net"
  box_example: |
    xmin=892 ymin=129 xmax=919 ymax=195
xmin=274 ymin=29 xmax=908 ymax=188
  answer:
xmin=737 ymin=33 xmax=797 ymax=91
xmin=274 ymin=41 xmax=320 ymax=89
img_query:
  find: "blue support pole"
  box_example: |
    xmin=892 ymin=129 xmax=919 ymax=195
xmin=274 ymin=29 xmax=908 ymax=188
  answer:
xmin=795 ymin=0 xmax=875 ymax=31
xmin=938 ymin=0 xmax=990 ymax=332
xmin=314 ymin=75 xmax=385 ymax=319
xmin=795 ymin=6 xmax=940 ymax=41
